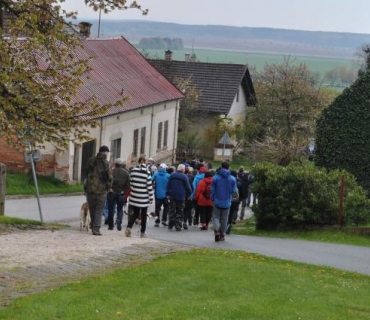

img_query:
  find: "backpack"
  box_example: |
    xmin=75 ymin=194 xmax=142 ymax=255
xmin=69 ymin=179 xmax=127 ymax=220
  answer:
xmin=203 ymin=181 xmax=212 ymax=199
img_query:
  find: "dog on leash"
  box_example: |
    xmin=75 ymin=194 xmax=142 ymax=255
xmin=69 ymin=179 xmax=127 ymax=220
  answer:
xmin=80 ymin=202 xmax=91 ymax=231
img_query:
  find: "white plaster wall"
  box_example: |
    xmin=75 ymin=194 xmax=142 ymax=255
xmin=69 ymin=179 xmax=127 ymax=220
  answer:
xmin=228 ymin=85 xmax=247 ymax=124
xmin=100 ymin=101 xmax=178 ymax=167
xmin=37 ymin=99 xmax=180 ymax=181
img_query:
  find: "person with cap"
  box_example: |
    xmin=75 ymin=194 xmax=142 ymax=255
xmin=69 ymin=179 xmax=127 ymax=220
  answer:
xmin=151 ymin=163 xmax=170 ymax=227
xmin=190 ymin=166 xmax=207 ymax=227
xmin=84 ymin=145 xmax=113 ymax=236
xmin=147 ymin=157 xmax=154 ymax=175
xmin=166 ymin=164 xmax=192 ymax=231
xmin=211 ymin=161 xmax=237 ymax=241
xmin=125 ymin=156 xmax=154 ymax=238
xmin=106 ymin=158 xmax=130 ymax=231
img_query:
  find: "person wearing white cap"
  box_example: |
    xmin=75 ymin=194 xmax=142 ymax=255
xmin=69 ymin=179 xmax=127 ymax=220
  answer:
xmin=151 ymin=163 xmax=170 ymax=227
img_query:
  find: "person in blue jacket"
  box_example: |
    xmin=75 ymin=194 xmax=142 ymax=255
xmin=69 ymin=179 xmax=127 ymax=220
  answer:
xmin=166 ymin=164 xmax=192 ymax=231
xmin=151 ymin=163 xmax=170 ymax=227
xmin=211 ymin=161 xmax=237 ymax=242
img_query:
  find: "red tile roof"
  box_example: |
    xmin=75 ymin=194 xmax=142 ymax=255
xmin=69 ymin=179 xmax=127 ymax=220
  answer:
xmin=75 ymin=37 xmax=184 ymax=117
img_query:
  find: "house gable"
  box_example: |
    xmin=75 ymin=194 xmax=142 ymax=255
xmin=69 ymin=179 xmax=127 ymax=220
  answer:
xmin=148 ymin=58 xmax=255 ymax=115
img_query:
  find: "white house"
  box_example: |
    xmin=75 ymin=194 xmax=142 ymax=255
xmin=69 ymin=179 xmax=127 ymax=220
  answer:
xmin=149 ymin=52 xmax=256 ymax=157
xmin=0 ymin=37 xmax=184 ymax=182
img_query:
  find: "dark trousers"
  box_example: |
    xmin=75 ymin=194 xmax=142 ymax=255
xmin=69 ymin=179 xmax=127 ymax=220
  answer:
xmin=169 ymin=200 xmax=185 ymax=229
xmin=155 ymin=198 xmax=169 ymax=223
xmin=127 ymin=206 xmax=148 ymax=234
xmin=183 ymin=199 xmax=193 ymax=225
xmin=86 ymin=193 xmax=106 ymax=233
xmin=193 ymin=200 xmax=200 ymax=225
xmin=107 ymin=191 xmax=125 ymax=227
xmin=227 ymin=201 xmax=240 ymax=233
xmin=199 ymin=205 xmax=213 ymax=226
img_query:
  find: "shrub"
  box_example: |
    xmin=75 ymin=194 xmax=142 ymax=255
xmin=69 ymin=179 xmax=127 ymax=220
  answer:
xmin=252 ymin=160 xmax=370 ymax=230
xmin=315 ymin=71 xmax=370 ymax=192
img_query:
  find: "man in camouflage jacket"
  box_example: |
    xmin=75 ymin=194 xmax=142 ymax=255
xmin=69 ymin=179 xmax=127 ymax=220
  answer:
xmin=84 ymin=145 xmax=113 ymax=235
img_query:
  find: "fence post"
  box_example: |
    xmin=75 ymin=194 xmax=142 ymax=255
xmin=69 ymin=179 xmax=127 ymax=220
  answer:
xmin=0 ymin=163 xmax=6 ymax=216
xmin=338 ymin=174 xmax=345 ymax=225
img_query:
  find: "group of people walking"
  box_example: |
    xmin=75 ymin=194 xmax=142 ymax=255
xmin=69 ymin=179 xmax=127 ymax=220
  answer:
xmin=84 ymin=146 xmax=255 ymax=242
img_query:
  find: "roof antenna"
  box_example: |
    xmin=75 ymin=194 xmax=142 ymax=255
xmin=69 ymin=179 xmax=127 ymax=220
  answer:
xmin=97 ymin=7 xmax=102 ymax=38
xmin=191 ymin=38 xmax=194 ymax=54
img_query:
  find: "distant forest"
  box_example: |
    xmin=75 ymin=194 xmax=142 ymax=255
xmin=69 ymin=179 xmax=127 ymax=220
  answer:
xmin=137 ymin=37 xmax=184 ymax=50
xmin=81 ymin=20 xmax=370 ymax=58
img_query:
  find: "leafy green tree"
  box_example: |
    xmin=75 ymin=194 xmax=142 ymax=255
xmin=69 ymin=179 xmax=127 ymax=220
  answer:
xmin=355 ymin=44 xmax=370 ymax=77
xmin=245 ymin=57 xmax=335 ymax=165
xmin=0 ymin=0 xmax=146 ymax=150
xmin=173 ymin=76 xmax=203 ymax=153
xmin=315 ymin=72 xmax=370 ymax=191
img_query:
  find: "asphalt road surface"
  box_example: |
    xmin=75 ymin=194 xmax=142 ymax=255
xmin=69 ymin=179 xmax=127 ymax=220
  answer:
xmin=4 ymin=194 xmax=370 ymax=276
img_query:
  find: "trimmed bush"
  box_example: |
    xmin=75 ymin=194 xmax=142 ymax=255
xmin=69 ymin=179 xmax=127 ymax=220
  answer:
xmin=315 ymin=71 xmax=370 ymax=191
xmin=252 ymin=160 xmax=370 ymax=230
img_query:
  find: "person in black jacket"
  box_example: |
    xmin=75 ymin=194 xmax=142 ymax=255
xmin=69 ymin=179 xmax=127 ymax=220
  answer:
xmin=106 ymin=158 xmax=130 ymax=231
xmin=239 ymin=168 xmax=250 ymax=220
xmin=166 ymin=164 xmax=192 ymax=231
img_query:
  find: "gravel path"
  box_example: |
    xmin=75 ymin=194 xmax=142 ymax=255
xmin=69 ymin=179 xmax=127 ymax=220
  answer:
xmin=0 ymin=227 xmax=191 ymax=307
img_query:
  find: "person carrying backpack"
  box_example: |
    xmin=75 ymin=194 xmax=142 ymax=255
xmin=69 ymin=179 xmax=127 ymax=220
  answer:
xmin=194 ymin=170 xmax=214 ymax=230
xmin=211 ymin=161 xmax=237 ymax=242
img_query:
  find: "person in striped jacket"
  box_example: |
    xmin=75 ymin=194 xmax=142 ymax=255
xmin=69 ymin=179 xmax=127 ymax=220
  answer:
xmin=125 ymin=156 xmax=154 ymax=238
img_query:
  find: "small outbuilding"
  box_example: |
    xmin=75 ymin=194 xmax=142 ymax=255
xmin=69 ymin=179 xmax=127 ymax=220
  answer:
xmin=214 ymin=131 xmax=234 ymax=161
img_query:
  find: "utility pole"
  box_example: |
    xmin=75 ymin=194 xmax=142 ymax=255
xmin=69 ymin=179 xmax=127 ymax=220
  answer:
xmin=0 ymin=163 xmax=6 ymax=216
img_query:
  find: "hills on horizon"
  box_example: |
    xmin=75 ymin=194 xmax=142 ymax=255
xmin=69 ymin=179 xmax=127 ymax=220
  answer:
xmin=80 ymin=19 xmax=370 ymax=59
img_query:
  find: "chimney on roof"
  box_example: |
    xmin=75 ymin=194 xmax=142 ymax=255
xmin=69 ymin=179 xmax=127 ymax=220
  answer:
xmin=164 ymin=50 xmax=173 ymax=62
xmin=79 ymin=21 xmax=92 ymax=38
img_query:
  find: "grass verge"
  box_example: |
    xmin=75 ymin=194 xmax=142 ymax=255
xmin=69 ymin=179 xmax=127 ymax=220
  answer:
xmin=1 ymin=248 xmax=370 ymax=319
xmin=0 ymin=216 xmax=69 ymax=234
xmin=232 ymin=218 xmax=370 ymax=247
xmin=5 ymin=172 xmax=83 ymax=195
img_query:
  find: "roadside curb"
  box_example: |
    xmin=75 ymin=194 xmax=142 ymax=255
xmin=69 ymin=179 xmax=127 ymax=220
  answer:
xmin=5 ymin=192 xmax=84 ymax=200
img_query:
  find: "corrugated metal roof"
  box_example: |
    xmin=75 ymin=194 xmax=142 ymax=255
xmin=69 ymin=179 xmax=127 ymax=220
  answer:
xmin=74 ymin=37 xmax=184 ymax=118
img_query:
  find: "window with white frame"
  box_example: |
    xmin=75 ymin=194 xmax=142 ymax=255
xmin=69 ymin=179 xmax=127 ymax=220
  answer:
xmin=140 ymin=127 xmax=146 ymax=155
xmin=157 ymin=122 xmax=163 ymax=149
xmin=163 ymin=120 xmax=169 ymax=148
xmin=111 ymin=138 xmax=121 ymax=160
xmin=133 ymin=129 xmax=139 ymax=157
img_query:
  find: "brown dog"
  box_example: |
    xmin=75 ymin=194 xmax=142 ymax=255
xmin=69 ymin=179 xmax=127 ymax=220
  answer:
xmin=80 ymin=202 xmax=90 ymax=231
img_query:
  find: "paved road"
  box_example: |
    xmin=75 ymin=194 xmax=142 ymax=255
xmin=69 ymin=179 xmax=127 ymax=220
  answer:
xmin=4 ymin=194 xmax=370 ymax=276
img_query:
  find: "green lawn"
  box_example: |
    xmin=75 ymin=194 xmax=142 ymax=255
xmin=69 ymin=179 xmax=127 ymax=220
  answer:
xmin=232 ymin=218 xmax=370 ymax=248
xmin=1 ymin=249 xmax=370 ymax=319
xmin=5 ymin=172 xmax=83 ymax=196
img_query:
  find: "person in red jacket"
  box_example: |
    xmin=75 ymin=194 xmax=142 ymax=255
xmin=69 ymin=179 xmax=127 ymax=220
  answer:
xmin=194 ymin=170 xmax=214 ymax=230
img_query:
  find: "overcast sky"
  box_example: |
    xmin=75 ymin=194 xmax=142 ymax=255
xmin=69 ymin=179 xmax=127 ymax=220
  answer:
xmin=61 ymin=0 xmax=370 ymax=34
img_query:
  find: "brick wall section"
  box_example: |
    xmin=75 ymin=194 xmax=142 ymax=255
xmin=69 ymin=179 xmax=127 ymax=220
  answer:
xmin=0 ymin=138 xmax=70 ymax=180
xmin=0 ymin=138 xmax=29 ymax=173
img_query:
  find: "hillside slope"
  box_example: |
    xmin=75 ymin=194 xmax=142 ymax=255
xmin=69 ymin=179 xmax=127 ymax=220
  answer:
xmin=82 ymin=20 xmax=370 ymax=58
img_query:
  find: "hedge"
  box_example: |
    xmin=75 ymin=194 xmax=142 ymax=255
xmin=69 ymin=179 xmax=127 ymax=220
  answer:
xmin=315 ymin=71 xmax=370 ymax=192
xmin=251 ymin=161 xmax=370 ymax=230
